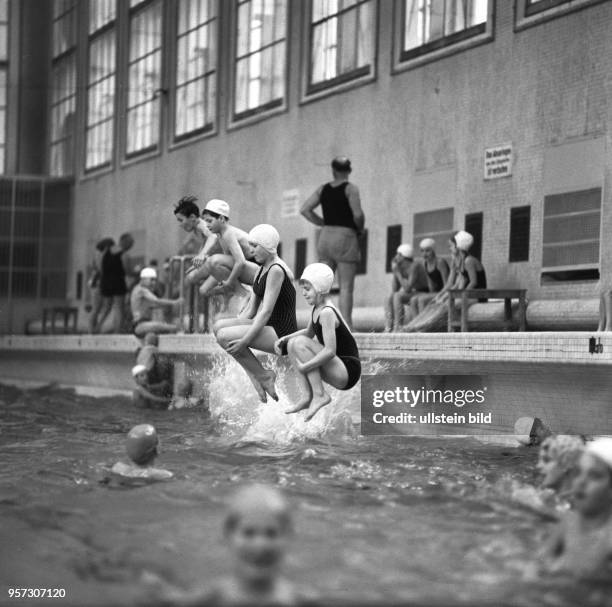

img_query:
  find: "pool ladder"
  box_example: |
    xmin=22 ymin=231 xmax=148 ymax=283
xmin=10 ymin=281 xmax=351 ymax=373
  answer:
xmin=168 ymin=255 xmax=211 ymax=333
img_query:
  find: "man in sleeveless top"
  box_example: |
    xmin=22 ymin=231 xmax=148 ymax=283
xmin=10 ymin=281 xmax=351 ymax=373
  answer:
xmin=301 ymin=156 xmax=365 ymax=329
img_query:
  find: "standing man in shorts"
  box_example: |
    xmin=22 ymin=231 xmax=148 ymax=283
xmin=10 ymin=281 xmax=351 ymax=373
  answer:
xmin=301 ymin=156 xmax=365 ymax=328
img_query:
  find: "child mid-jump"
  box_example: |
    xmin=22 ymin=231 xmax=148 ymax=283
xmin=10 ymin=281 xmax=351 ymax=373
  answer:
xmin=279 ymin=263 xmax=361 ymax=421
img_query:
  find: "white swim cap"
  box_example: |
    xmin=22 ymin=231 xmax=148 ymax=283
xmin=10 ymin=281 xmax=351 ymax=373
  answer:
xmin=126 ymin=424 xmax=158 ymax=465
xmin=301 ymin=263 xmax=334 ymax=295
xmin=248 ymin=224 xmax=280 ymax=254
xmin=586 ymin=437 xmax=612 ymax=469
xmin=140 ymin=267 xmax=157 ymax=279
xmin=132 ymin=364 xmax=147 ymax=377
xmin=454 ymin=230 xmax=474 ymax=252
xmin=419 ymin=238 xmax=436 ymax=250
xmin=204 ymin=198 xmax=230 ymax=218
xmin=396 ymin=244 xmax=413 ymax=259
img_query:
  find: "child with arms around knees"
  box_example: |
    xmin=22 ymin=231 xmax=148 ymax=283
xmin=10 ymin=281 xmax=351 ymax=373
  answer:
xmin=279 ymin=263 xmax=361 ymax=421
xmin=541 ymin=437 xmax=612 ymax=580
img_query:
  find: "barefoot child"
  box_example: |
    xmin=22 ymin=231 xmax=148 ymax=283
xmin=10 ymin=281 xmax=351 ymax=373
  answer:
xmin=280 ymin=263 xmax=361 ymax=421
xmin=541 ymin=437 xmax=612 ymax=580
xmin=111 ymin=424 xmax=173 ymax=481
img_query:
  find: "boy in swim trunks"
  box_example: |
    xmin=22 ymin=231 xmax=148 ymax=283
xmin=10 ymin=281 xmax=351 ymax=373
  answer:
xmin=111 ymin=424 xmax=173 ymax=481
xmin=198 ymin=199 xmax=258 ymax=310
xmin=541 ymin=438 xmax=612 ymax=580
xmin=278 ymin=263 xmax=361 ymax=421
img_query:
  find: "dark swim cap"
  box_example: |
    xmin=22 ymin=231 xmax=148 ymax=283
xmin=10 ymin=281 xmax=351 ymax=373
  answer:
xmin=331 ymin=156 xmax=352 ymax=172
xmin=126 ymin=424 xmax=158 ymax=465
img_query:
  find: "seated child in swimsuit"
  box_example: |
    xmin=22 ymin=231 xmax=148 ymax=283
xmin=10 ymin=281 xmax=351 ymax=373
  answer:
xmin=145 ymin=484 xmax=306 ymax=606
xmin=540 ymin=438 xmax=612 ymax=580
xmin=278 ymin=263 xmax=361 ymax=422
xmin=111 ymin=424 xmax=173 ymax=481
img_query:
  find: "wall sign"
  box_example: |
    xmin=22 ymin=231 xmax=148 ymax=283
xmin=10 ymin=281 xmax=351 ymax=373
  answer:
xmin=484 ymin=144 xmax=513 ymax=180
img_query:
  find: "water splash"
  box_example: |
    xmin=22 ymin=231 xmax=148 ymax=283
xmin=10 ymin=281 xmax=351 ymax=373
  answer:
xmin=207 ymin=354 xmax=357 ymax=445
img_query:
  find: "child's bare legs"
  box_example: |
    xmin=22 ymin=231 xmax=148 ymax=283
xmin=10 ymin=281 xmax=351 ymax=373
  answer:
xmin=392 ymin=290 xmax=412 ymax=331
xmin=215 ymin=321 xmax=278 ymax=402
xmin=384 ymin=293 xmax=394 ymax=332
xmin=285 ymin=336 xmax=348 ymax=420
xmin=284 ymin=337 xmax=314 ymax=414
xmin=600 ymin=290 xmax=612 ymax=331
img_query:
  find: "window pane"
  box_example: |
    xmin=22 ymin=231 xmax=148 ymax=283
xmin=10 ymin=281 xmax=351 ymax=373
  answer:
xmin=309 ymin=0 xmax=373 ymax=88
xmin=89 ymin=0 xmax=116 ymax=33
xmin=234 ymin=0 xmax=287 ymax=117
xmin=86 ymin=26 xmax=116 ymax=170
xmin=403 ymin=0 xmax=488 ymax=51
xmin=126 ymin=1 xmax=162 ymax=155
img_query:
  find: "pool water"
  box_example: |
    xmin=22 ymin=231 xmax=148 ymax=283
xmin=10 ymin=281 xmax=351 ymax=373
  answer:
xmin=0 ymin=358 xmax=610 ymax=607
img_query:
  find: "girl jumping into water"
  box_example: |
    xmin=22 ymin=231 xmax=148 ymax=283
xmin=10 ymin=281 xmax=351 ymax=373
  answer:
xmin=278 ymin=263 xmax=361 ymax=421
xmin=214 ymin=224 xmax=297 ymax=403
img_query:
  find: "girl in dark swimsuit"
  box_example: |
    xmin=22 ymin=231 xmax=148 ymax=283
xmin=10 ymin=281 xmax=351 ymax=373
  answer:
xmin=278 ymin=263 xmax=361 ymax=421
xmin=214 ymin=224 xmax=297 ymax=403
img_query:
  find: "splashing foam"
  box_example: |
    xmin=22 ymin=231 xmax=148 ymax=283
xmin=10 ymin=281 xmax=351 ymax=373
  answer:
xmin=207 ymin=354 xmax=358 ymax=445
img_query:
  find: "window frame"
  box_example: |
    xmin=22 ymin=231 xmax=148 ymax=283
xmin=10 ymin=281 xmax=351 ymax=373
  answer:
xmin=540 ymin=187 xmax=602 ymax=284
xmin=301 ymin=0 xmax=378 ymax=104
xmin=393 ymin=0 xmax=495 ymax=73
xmin=49 ymin=0 xmax=78 ymax=177
xmin=123 ymin=0 xmax=165 ymax=162
xmin=170 ymin=0 xmax=219 ymax=147
xmin=515 ymin=0 xmax=608 ymax=31
xmin=228 ymin=0 xmax=290 ymax=130
xmin=84 ymin=0 xmax=118 ymax=175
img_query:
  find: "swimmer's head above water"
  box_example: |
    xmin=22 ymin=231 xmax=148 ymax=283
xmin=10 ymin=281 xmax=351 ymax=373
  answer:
xmin=514 ymin=416 xmax=552 ymax=446
xmin=224 ymin=484 xmax=293 ymax=585
xmin=126 ymin=424 xmax=159 ymax=466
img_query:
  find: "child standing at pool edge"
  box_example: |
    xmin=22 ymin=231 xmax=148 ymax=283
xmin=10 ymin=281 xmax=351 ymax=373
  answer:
xmin=279 ymin=263 xmax=361 ymax=421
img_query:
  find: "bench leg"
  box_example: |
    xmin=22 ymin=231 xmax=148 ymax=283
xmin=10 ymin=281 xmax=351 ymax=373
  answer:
xmin=504 ymin=298 xmax=512 ymax=330
xmin=518 ymin=294 xmax=526 ymax=331
xmin=461 ymin=293 xmax=469 ymax=332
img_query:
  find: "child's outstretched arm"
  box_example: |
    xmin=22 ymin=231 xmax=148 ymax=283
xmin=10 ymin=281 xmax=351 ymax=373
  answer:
xmin=134 ymin=384 xmax=171 ymax=405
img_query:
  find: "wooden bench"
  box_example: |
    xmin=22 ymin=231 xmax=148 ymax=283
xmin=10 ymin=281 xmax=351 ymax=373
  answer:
xmin=448 ymin=289 xmax=527 ymax=332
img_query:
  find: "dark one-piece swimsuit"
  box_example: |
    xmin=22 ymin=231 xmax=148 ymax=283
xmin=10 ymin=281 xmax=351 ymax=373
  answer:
xmin=312 ymin=305 xmax=361 ymax=390
xmin=252 ymin=263 xmax=298 ymax=341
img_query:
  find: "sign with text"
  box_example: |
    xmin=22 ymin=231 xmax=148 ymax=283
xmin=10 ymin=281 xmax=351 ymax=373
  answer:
xmin=361 ymin=374 xmax=501 ymax=436
xmin=484 ymin=143 xmax=512 ymax=180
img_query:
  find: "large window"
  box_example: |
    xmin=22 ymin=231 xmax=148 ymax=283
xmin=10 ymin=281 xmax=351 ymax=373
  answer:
xmin=307 ymin=0 xmax=375 ymax=96
xmin=50 ymin=0 xmax=77 ymax=176
xmin=233 ymin=0 xmax=288 ymax=122
xmin=0 ymin=0 xmax=8 ymax=174
xmin=541 ymin=188 xmax=601 ymax=283
xmin=516 ymin=0 xmax=604 ymax=29
xmin=85 ymin=0 xmax=117 ymax=171
xmin=397 ymin=0 xmax=492 ymax=67
xmin=175 ymin=0 xmax=218 ymax=140
xmin=126 ymin=0 xmax=163 ymax=156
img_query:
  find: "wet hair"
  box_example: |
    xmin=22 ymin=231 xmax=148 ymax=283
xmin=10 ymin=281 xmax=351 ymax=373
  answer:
xmin=95 ymin=237 xmax=115 ymax=252
xmin=174 ymin=195 xmax=200 ymax=218
xmin=223 ymin=484 xmax=293 ymax=537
